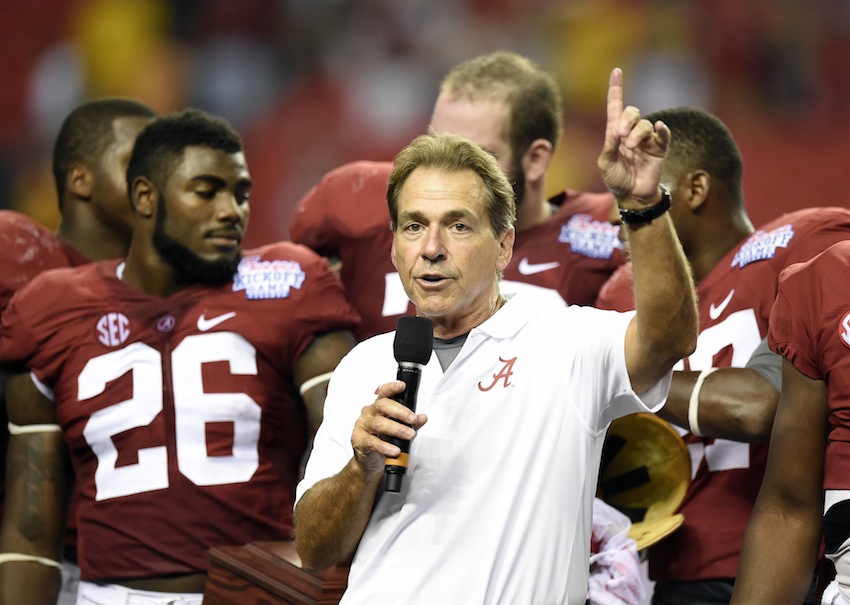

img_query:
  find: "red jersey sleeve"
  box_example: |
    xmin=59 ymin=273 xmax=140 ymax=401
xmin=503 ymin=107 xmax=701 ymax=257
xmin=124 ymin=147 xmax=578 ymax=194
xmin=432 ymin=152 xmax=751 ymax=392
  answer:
xmin=767 ymin=240 xmax=850 ymax=492
xmin=261 ymin=242 xmax=361 ymax=361
xmin=768 ymin=243 xmax=850 ymax=381
xmin=767 ymin=208 xmax=850 ymax=268
xmin=289 ymin=161 xmax=393 ymax=253
xmin=594 ymin=262 xmax=635 ymax=312
xmin=0 ymin=265 xmax=92 ymax=380
xmin=0 ymin=286 xmax=39 ymax=373
xmin=0 ymin=211 xmax=87 ymax=312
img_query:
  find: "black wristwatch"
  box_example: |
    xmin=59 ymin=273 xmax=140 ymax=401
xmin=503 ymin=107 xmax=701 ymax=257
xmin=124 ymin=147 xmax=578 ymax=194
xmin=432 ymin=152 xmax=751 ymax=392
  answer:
xmin=618 ymin=184 xmax=672 ymax=225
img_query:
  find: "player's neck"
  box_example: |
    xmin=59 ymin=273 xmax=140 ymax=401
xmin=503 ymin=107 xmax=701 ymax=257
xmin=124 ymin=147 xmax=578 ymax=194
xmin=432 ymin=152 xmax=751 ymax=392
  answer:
xmin=120 ymin=247 xmax=192 ymax=298
xmin=692 ymin=213 xmax=755 ymax=283
xmin=55 ymin=218 xmax=130 ymax=262
xmin=514 ymin=189 xmax=551 ymax=233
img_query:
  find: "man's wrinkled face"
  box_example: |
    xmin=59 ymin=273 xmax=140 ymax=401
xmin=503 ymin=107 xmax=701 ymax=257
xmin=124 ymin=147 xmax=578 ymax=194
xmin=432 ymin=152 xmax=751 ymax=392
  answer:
xmin=391 ymin=167 xmax=513 ymax=332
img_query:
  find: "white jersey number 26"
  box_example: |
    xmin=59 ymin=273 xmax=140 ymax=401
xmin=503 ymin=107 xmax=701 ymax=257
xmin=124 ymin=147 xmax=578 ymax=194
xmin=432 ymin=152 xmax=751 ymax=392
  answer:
xmin=79 ymin=333 xmax=261 ymax=501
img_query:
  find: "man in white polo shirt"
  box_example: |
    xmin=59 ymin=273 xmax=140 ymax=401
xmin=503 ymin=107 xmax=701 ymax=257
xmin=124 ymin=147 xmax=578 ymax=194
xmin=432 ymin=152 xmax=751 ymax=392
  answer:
xmin=293 ymin=68 xmax=697 ymax=605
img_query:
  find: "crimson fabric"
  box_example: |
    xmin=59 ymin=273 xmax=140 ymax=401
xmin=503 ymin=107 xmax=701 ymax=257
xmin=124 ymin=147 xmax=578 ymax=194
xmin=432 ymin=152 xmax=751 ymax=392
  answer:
xmin=0 ymin=242 xmax=359 ymax=581
xmin=290 ymin=161 xmax=625 ymax=340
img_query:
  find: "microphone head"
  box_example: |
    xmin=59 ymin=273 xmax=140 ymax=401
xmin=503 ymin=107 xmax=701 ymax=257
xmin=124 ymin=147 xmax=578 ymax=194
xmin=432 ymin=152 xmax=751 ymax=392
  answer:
xmin=393 ymin=316 xmax=433 ymax=365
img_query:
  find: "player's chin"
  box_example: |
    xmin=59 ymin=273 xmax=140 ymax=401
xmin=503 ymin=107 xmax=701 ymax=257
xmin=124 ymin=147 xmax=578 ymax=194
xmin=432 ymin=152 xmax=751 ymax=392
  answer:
xmin=195 ymin=248 xmax=241 ymax=273
xmin=199 ymin=238 xmax=242 ymax=260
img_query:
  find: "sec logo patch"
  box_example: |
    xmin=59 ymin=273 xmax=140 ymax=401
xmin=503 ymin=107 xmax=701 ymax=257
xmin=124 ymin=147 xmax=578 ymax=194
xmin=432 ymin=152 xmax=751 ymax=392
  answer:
xmin=96 ymin=312 xmax=130 ymax=347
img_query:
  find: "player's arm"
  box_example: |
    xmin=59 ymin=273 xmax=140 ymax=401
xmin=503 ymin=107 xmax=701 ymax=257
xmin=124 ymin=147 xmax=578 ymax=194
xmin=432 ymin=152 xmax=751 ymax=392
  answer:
xmin=294 ymin=329 xmax=356 ymax=435
xmin=597 ymin=68 xmax=697 ymax=394
xmin=0 ymin=372 xmax=72 ymax=605
xmin=659 ymin=339 xmax=780 ymax=441
xmin=730 ymin=359 xmax=827 ymax=604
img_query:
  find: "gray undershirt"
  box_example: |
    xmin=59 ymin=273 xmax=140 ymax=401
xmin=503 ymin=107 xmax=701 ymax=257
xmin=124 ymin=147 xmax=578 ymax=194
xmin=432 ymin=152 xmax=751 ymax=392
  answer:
xmin=745 ymin=337 xmax=782 ymax=392
xmin=432 ymin=333 xmax=469 ymax=371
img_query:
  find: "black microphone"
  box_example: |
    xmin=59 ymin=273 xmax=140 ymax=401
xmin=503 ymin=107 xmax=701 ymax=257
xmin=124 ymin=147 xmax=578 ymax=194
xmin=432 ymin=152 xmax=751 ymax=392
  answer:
xmin=384 ymin=316 xmax=433 ymax=493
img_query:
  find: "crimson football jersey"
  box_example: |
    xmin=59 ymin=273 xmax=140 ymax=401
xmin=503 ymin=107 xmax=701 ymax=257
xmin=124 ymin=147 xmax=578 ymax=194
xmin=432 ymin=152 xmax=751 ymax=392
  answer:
xmin=596 ymin=207 xmax=850 ymax=582
xmin=290 ymin=161 xmax=625 ymax=340
xmin=769 ymin=240 xmax=850 ymax=492
xmin=0 ymin=242 xmax=359 ymax=581
xmin=0 ymin=211 xmax=88 ymax=311
xmin=594 ymin=256 xmax=634 ymax=312
xmin=0 ymin=211 xmax=88 ymax=520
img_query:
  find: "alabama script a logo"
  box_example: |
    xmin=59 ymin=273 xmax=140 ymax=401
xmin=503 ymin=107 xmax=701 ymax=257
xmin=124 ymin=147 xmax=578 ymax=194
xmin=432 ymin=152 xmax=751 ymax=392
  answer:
xmin=478 ymin=356 xmax=517 ymax=391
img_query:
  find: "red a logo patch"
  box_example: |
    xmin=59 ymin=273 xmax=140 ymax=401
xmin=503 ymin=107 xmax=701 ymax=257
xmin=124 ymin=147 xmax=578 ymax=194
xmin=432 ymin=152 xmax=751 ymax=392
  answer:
xmin=478 ymin=356 xmax=517 ymax=392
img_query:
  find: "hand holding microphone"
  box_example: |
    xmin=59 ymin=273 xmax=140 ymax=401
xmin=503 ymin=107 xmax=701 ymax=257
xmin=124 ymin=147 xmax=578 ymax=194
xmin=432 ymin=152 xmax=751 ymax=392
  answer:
xmin=384 ymin=316 xmax=433 ymax=493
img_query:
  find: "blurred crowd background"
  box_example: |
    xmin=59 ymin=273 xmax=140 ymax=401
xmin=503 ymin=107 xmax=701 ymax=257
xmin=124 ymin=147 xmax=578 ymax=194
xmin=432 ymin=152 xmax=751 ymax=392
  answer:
xmin=2 ymin=0 xmax=850 ymax=248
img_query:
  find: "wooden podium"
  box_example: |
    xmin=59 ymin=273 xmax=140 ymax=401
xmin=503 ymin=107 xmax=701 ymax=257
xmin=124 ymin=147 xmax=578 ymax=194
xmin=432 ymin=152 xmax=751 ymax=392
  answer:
xmin=204 ymin=541 xmax=348 ymax=605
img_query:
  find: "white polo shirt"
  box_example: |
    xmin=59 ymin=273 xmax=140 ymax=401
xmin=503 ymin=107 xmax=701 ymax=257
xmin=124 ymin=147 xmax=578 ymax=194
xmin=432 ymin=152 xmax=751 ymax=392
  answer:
xmin=297 ymin=292 xmax=670 ymax=605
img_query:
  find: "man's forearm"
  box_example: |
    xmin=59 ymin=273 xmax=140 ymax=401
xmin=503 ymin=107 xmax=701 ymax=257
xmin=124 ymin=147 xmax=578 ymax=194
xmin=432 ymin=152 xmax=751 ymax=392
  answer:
xmin=625 ymin=211 xmax=697 ymax=393
xmin=629 ymin=213 xmax=696 ymax=352
xmin=294 ymin=457 xmax=383 ymax=571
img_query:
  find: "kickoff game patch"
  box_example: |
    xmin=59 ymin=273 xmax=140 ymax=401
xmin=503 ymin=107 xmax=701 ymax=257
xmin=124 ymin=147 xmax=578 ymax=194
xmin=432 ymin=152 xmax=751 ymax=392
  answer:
xmin=731 ymin=224 xmax=795 ymax=268
xmin=233 ymin=256 xmax=306 ymax=299
xmin=558 ymin=214 xmax=622 ymax=259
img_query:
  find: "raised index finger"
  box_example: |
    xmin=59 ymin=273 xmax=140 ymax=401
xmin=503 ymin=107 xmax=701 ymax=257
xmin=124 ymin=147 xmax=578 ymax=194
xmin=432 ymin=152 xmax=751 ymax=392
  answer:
xmin=606 ymin=67 xmax=624 ymax=128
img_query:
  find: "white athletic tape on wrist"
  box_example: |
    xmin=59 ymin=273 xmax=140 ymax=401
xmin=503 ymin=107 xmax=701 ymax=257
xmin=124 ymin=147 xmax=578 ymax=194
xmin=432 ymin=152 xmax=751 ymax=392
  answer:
xmin=688 ymin=368 xmax=718 ymax=437
xmin=298 ymin=371 xmax=334 ymax=397
xmin=8 ymin=422 xmax=61 ymax=435
xmin=0 ymin=553 xmax=62 ymax=569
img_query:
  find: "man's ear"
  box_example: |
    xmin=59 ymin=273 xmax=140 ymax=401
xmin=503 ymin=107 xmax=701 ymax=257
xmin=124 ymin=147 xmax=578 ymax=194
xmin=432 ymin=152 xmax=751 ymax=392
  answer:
xmin=131 ymin=177 xmax=157 ymax=219
xmin=496 ymin=226 xmax=515 ymax=272
xmin=521 ymin=138 xmax=553 ymax=183
xmin=67 ymin=164 xmax=93 ymax=201
xmin=687 ymin=170 xmax=710 ymax=212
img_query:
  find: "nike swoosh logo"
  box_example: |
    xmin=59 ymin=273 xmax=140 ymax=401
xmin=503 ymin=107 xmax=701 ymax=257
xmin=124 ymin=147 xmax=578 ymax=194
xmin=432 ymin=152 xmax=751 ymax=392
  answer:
xmin=197 ymin=311 xmax=237 ymax=331
xmin=708 ymin=289 xmax=735 ymax=320
xmin=518 ymin=258 xmax=560 ymax=275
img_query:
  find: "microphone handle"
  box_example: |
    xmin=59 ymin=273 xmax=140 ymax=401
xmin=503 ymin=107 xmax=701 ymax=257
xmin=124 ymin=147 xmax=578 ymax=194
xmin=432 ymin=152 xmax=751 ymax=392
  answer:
xmin=384 ymin=364 xmax=422 ymax=493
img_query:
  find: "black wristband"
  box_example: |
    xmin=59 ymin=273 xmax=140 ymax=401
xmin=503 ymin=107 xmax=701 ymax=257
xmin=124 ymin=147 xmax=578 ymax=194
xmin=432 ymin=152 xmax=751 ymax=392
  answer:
xmin=618 ymin=184 xmax=672 ymax=225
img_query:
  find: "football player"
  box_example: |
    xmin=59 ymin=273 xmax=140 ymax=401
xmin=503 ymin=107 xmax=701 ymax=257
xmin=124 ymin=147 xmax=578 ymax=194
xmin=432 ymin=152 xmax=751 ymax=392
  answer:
xmin=595 ymin=106 xmax=850 ymax=604
xmin=0 ymin=98 xmax=157 ymax=605
xmin=733 ymin=240 xmax=850 ymax=603
xmin=0 ymin=108 xmax=358 ymax=604
xmin=290 ymin=51 xmax=624 ymax=341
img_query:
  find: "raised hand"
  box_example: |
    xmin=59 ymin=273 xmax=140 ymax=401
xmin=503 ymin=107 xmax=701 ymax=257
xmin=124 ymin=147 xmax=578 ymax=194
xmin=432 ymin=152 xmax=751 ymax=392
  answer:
xmin=597 ymin=68 xmax=670 ymax=204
